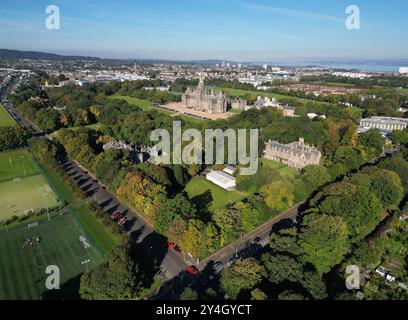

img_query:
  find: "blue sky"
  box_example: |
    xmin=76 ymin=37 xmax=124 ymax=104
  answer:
xmin=0 ymin=0 xmax=407 ymax=61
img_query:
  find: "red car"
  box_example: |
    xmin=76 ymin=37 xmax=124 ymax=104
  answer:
xmin=110 ymin=211 xmax=121 ymax=220
xmin=118 ymin=217 xmax=127 ymax=225
xmin=167 ymin=241 xmax=175 ymax=249
xmin=187 ymin=265 xmax=199 ymax=276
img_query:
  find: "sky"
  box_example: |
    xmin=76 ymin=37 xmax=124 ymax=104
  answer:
xmin=0 ymin=0 xmax=407 ymax=61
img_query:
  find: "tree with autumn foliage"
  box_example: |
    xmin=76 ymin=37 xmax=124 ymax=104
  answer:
xmin=116 ymin=171 xmax=167 ymax=221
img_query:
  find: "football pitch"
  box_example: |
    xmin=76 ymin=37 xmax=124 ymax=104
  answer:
xmin=0 ymin=150 xmax=59 ymax=221
xmin=0 ymin=214 xmax=104 ymax=299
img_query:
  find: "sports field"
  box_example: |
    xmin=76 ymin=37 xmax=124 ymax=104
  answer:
xmin=0 ymin=103 xmax=16 ymax=126
xmin=0 ymin=214 xmax=104 ymax=299
xmin=0 ymin=150 xmax=59 ymax=221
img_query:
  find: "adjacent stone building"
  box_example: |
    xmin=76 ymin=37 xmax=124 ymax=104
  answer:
xmin=264 ymin=138 xmax=321 ymax=169
xmin=182 ymin=78 xmax=227 ymax=114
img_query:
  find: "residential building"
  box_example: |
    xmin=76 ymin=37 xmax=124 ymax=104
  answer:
xmin=264 ymin=138 xmax=321 ymax=169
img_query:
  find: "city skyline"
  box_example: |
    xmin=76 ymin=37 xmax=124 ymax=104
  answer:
xmin=0 ymin=0 xmax=407 ymax=61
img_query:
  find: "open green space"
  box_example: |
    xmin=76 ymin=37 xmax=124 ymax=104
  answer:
xmin=0 ymin=150 xmax=58 ymax=220
xmin=260 ymin=158 xmax=299 ymax=178
xmin=0 ymin=214 xmax=103 ymax=300
xmin=109 ymin=94 xmax=204 ymax=124
xmin=184 ymin=176 xmax=245 ymax=211
xmin=215 ymin=87 xmax=337 ymax=107
xmin=109 ymin=94 xmax=159 ymax=112
xmin=0 ymin=103 xmax=16 ymax=126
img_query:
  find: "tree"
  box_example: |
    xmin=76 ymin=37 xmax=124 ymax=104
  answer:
xmin=155 ymin=193 xmax=196 ymax=234
xmin=309 ymin=182 xmax=382 ymax=242
xmin=260 ymin=180 xmax=295 ymax=211
xmin=358 ymin=128 xmax=385 ymax=156
xmin=251 ymin=289 xmax=268 ymax=300
xmin=214 ymin=204 xmax=243 ymax=246
xmin=261 ymin=253 xmax=304 ymax=284
xmin=299 ymin=213 xmax=349 ymax=274
xmin=166 ymin=216 xmax=188 ymax=245
xmin=360 ymin=167 xmax=404 ymax=208
xmin=28 ymin=137 xmax=58 ymax=166
xmin=116 ymin=172 xmax=166 ymax=221
xmin=333 ymin=146 xmax=364 ymax=171
xmin=0 ymin=126 xmax=29 ymax=151
xmin=220 ymin=258 xmax=263 ymax=299
xmin=79 ymin=241 xmax=143 ymax=300
xmin=301 ymin=165 xmax=331 ymax=191
xmin=390 ymin=129 xmax=408 ymax=145
xmin=278 ymin=290 xmax=305 ymax=300
xmin=179 ymin=219 xmax=206 ymax=258
xmin=180 ymin=288 xmax=198 ymax=300
xmin=378 ymin=155 xmax=408 ymax=191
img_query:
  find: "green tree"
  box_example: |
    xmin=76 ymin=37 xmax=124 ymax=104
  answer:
xmin=301 ymin=165 xmax=331 ymax=191
xmin=299 ymin=213 xmax=349 ymax=274
xmin=358 ymin=128 xmax=385 ymax=156
xmin=155 ymin=193 xmax=196 ymax=234
xmin=261 ymin=180 xmax=295 ymax=211
xmin=220 ymin=258 xmax=263 ymax=299
xmin=180 ymin=288 xmax=198 ymax=300
xmin=251 ymin=288 xmax=268 ymax=300
xmin=79 ymin=241 xmax=143 ymax=300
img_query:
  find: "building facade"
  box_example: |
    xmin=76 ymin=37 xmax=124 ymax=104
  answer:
xmin=359 ymin=117 xmax=408 ymax=134
xmin=182 ymin=78 xmax=227 ymax=114
xmin=253 ymin=96 xmax=296 ymax=117
xmin=264 ymin=138 xmax=321 ymax=169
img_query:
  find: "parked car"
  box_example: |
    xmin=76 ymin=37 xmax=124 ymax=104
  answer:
xmin=118 ymin=217 xmax=127 ymax=225
xmin=213 ymin=261 xmax=224 ymax=274
xmin=110 ymin=211 xmax=122 ymax=220
xmin=187 ymin=265 xmax=199 ymax=276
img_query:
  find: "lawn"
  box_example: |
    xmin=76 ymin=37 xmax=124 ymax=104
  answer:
xmin=0 ymin=103 xmax=16 ymax=126
xmin=215 ymin=87 xmax=337 ymax=107
xmin=261 ymin=158 xmax=299 ymax=178
xmin=109 ymin=94 xmax=158 ymax=112
xmin=0 ymin=150 xmax=59 ymax=221
xmin=184 ymin=176 xmax=244 ymax=211
xmin=109 ymin=94 xmax=204 ymax=124
xmin=0 ymin=214 xmax=104 ymax=300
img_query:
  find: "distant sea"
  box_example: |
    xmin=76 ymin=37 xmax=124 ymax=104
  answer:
xmin=261 ymin=59 xmax=408 ymax=73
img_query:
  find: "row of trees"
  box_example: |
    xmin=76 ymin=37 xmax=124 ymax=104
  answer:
xmin=0 ymin=126 xmax=30 ymax=151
